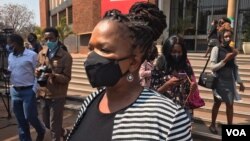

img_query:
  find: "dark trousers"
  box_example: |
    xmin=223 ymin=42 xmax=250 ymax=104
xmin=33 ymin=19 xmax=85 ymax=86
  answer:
xmin=40 ymin=97 xmax=65 ymax=141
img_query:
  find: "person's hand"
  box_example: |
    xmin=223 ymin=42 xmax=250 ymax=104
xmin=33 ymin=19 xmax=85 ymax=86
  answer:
xmin=45 ymin=72 xmax=55 ymax=78
xmin=239 ymin=83 xmax=245 ymax=92
xmin=35 ymin=68 xmax=41 ymax=77
xmin=232 ymin=48 xmax=239 ymax=55
xmin=223 ymin=53 xmax=236 ymax=63
xmin=166 ymin=76 xmax=182 ymax=87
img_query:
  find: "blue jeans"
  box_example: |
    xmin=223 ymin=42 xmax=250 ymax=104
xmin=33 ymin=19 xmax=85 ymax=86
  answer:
xmin=10 ymin=87 xmax=45 ymax=141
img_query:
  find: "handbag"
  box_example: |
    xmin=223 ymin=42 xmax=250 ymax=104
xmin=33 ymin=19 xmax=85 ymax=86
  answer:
xmin=198 ymin=55 xmax=217 ymax=89
xmin=185 ymin=75 xmax=205 ymax=109
xmin=187 ymin=89 xmax=205 ymax=109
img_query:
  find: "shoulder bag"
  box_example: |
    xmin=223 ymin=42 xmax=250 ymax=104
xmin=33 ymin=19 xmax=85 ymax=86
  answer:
xmin=198 ymin=55 xmax=217 ymax=89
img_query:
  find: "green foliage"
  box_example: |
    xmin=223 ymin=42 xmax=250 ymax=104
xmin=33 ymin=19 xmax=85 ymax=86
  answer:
xmin=56 ymin=17 xmax=73 ymax=42
xmin=242 ymin=12 xmax=250 ymax=42
xmin=34 ymin=26 xmax=43 ymax=41
xmin=169 ymin=17 xmax=193 ymax=35
xmin=243 ymin=25 xmax=250 ymax=42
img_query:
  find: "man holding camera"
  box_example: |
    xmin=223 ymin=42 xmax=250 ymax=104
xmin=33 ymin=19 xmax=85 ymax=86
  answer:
xmin=36 ymin=27 xmax=72 ymax=141
xmin=7 ymin=34 xmax=45 ymax=141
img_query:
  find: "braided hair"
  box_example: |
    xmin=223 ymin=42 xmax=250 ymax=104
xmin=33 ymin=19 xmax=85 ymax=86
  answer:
xmin=102 ymin=2 xmax=167 ymax=62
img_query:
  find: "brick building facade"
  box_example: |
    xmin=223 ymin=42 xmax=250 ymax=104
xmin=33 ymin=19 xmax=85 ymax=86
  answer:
xmin=40 ymin=0 xmax=156 ymax=54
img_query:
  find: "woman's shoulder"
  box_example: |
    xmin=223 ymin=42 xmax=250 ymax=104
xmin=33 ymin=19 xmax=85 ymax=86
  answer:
xmin=138 ymin=89 xmax=181 ymax=111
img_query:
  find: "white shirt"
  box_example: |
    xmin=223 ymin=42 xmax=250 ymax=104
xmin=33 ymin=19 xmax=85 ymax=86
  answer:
xmin=8 ymin=48 xmax=37 ymax=88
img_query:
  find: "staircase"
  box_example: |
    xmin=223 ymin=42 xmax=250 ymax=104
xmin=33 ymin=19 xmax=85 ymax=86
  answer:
xmin=67 ymin=53 xmax=250 ymax=141
xmin=188 ymin=53 xmax=250 ymax=141
xmin=65 ymin=57 xmax=97 ymax=110
xmin=67 ymin=58 xmax=96 ymax=101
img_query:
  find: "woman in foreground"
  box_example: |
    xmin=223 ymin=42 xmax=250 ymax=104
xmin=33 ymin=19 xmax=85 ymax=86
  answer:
xmin=66 ymin=2 xmax=192 ymax=141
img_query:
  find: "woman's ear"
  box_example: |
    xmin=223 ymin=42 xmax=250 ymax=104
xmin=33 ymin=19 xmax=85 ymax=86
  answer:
xmin=129 ymin=48 xmax=143 ymax=72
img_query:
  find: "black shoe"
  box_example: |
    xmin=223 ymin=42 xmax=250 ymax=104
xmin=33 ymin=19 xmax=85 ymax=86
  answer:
xmin=209 ymin=126 xmax=218 ymax=134
xmin=36 ymin=131 xmax=45 ymax=141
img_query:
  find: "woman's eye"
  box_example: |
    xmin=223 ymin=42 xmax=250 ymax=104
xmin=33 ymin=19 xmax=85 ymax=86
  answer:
xmin=100 ymin=48 xmax=111 ymax=53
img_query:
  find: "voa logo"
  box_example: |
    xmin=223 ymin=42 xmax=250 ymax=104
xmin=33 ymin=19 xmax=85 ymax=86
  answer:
xmin=226 ymin=129 xmax=246 ymax=136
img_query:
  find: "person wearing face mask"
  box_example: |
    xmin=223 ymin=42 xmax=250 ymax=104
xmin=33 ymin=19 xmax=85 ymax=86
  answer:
xmin=7 ymin=34 xmax=45 ymax=141
xmin=6 ymin=37 xmax=14 ymax=54
xmin=139 ymin=45 xmax=158 ymax=88
xmin=151 ymin=35 xmax=198 ymax=121
xmin=66 ymin=2 xmax=192 ymax=141
xmin=35 ymin=27 xmax=72 ymax=141
xmin=209 ymin=30 xmax=245 ymax=134
xmin=27 ymin=33 xmax=42 ymax=54
xmin=204 ymin=19 xmax=219 ymax=58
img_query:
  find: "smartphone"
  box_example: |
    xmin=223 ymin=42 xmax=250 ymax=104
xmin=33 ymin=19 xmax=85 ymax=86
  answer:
xmin=178 ymin=73 xmax=187 ymax=79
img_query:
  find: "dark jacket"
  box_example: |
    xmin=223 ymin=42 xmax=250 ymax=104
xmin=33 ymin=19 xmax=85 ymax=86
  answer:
xmin=37 ymin=45 xmax=72 ymax=98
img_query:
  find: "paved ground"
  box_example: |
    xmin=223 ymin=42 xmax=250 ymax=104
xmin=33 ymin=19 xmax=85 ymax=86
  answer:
xmin=0 ymin=98 xmax=78 ymax=141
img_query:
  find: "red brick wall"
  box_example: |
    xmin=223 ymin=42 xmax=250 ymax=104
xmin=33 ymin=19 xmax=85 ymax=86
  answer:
xmin=40 ymin=0 xmax=49 ymax=29
xmin=72 ymin=0 xmax=101 ymax=34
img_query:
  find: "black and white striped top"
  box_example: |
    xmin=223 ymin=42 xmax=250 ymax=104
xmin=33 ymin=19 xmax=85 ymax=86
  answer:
xmin=67 ymin=88 xmax=192 ymax=141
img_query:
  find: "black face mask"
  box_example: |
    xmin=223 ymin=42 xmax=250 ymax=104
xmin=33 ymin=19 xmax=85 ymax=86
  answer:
xmin=223 ymin=40 xmax=230 ymax=47
xmin=171 ymin=54 xmax=182 ymax=63
xmin=84 ymin=51 xmax=130 ymax=88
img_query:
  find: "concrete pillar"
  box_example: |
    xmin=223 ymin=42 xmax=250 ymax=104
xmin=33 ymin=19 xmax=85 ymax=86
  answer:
xmin=227 ymin=0 xmax=236 ymax=27
xmin=66 ymin=7 xmax=69 ymax=24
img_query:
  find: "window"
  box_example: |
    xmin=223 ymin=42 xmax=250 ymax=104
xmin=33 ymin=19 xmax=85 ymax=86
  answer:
xmin=80 ymin=34 xmax=91 ymax=46
xmin=169 ymin=0 xmax=197 ymax=35
xmin=59 ymin=10 xmax=66 ymax=24
xmin=198 ymin=0 xmax=227 ymax=34
xmin=68 ymin=6 xmax=73 ymax=24
xmin=52 ymin=15 xmax=57 ymax=27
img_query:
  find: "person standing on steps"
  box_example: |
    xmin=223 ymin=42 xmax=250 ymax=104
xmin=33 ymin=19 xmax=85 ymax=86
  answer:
xmin=139 ymin=45 xmax=158 ymax=88
xmin=204 ymin=19 xmax=219 ymax=58
xmin=209 ymin=29 xmax=245 ymax=134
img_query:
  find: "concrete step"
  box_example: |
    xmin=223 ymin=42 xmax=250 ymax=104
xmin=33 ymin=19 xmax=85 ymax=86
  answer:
xmin=71 ymin=70 xmax=87 ymax=76
xmin=70 ymin=77 xmax=89 ymax=83
xmin=64 ymin=98 xmax=83 ymax=111
xmin=199 ymin=87 xmax=250 ymax=102
xmin=71 ymin=72 xmax=87 ymax=78
xmin=200 ymin=96 xmax=250 ymax=113
xmin=72 ymin=65 xmax=84 ymax=69
xmin=188 ymin=53 xmax=250 ymax=59
xmin=193 ymin=69 xmax=250 ymax=79
xmin=188 ymin=56 xmax=250 ymax=63
xmin=193 ymin=109 xmax=250 ymax=125
xmin=195 ymin=73 xmax=250 ymax=83
xmin=194 ymin=105 xmax=250 ymax=120
xmin=196 ymin=80 xmax=250 ymax=92
xmin=192 ymin=122 xmax=221 ymax=141
xmin=192 ymin=65 xmax=250 ymax=77
xmin=72 ymin=61 xmax=85 ymax=66
xmin=189 ymin=60 xmax=250 ymax=68
xmin=67 ymin=86 xmax=95 ymax=98
xmin=195 ymin=79 xmax=250 ymax=92
xmin=69 ymin=80 xmax=93 ymax=90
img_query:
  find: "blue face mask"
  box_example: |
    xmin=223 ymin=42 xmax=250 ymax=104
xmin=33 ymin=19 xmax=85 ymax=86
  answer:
xmin=46 ymin=40 xmax=59 ymax=59
xmin=47 ymin=40 xmax=58 ymax=50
